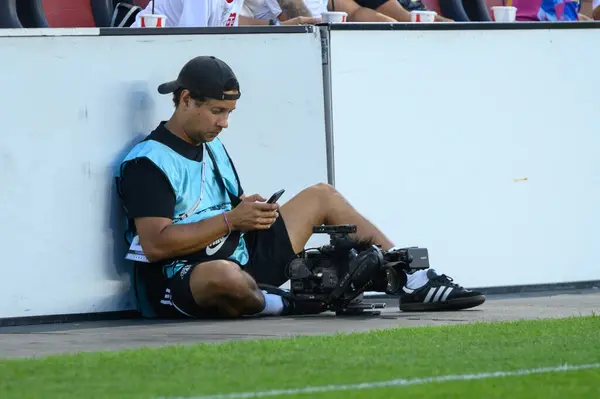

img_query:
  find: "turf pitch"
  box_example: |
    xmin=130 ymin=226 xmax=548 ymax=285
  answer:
xmin=1 ymin=315 xmax=598 ymax=399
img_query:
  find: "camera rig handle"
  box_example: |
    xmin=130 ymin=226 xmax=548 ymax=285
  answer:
xmin=312 ymin=224 xmax=357 ymax=246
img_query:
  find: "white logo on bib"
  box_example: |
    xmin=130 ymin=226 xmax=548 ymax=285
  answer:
xmin=125 ymin=235 xmax=150 ymax=263
xmin=206 ymin=234 xmax=229 ymax=256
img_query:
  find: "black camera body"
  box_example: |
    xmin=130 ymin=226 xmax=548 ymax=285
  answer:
xmin=287 ymin=224 xmax=430 ymax=315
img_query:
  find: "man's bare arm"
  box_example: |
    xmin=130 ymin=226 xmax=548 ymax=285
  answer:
xmin=238 ymin=16 xmax=270 ymax=25
xmin=277 ymin=0 xmax=312 ymax=19
xmin=135 ymin=215 xmax=231 ymax=263
xmin=345 ymin=7 xmax=396 ymax=22
xmin=238 ymin=15 xmax=320 ymax=25
xmin=134 ymin=197 xmax=278 ymax=263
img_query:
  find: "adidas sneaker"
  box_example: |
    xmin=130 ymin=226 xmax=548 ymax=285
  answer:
xmin=399 ymin=269 xmax=485 ymax=312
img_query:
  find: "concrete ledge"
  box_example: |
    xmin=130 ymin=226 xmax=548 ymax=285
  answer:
xmin=2 ymin=281 xmax=598 ymax=327
xmin=1 ymin=291 xmax=598 ymax=359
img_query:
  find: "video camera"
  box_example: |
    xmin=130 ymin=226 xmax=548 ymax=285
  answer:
xmin=286 ymin=224 xmax=430 ymax=315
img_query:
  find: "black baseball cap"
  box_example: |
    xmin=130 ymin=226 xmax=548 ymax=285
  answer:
xmin=157 ymin=56 xmax=241 ymax=101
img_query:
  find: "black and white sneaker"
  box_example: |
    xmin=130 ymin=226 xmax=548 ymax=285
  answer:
xmin=399 ymin=269 xmax=485 ymax=312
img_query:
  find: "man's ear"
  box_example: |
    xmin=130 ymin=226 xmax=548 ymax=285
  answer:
xmin=180 ymin=89 xmax=193 ymax=107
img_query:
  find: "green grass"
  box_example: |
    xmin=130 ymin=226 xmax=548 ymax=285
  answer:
xmin=1 ymin=316 xmax=599 ymax=399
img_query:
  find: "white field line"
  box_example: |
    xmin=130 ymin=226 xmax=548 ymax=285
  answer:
xmin=158 ymin=362 xmax=600 ymax=399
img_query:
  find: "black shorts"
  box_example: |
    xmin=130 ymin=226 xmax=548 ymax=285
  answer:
xmin=135 ymin=215 xmax=296 ymax=319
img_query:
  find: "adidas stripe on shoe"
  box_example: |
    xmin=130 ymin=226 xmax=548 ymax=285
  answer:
xmin=399 ymin=269 xmax=486 ymax=312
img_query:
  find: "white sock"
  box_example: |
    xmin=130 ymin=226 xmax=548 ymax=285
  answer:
xmin=405 ymin=270 xmax=429 ymax=290
xmin=254 ymin=291 xmax=284 ymax=316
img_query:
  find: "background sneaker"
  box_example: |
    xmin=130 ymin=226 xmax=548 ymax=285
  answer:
xmin=399 ymin=269 xmax=485 ymax=311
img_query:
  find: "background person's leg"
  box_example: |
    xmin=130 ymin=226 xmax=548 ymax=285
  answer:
xmin=355 ymin=0 xmax=413 ymax=21
xmin=352 ymin=0 xmax=453 ymax=22
xmin=279 ymin=183 xmax=394 ymax=254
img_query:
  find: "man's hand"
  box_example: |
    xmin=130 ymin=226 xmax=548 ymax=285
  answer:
xmin=277 ymin=0 xmax=312 ymax=19
xmin=227 ymin=201 xmax=279 ymax=232
xmin=240 ymin=193 xmax=267 ymax=202
xmin=281 ymin=16 xmax=321 ymax=24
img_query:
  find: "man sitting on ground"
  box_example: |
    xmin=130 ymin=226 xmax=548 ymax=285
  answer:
xmin=116 ymin=55 xmax=486 ymax=319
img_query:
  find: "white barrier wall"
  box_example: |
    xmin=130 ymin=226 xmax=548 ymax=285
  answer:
xmin=0 ymin=28 xmax=328 ymax=319
xmin=2 ymin=24 xmax=599 ymax=321
xmin=329 ymin=26 xmax=600 ymax=288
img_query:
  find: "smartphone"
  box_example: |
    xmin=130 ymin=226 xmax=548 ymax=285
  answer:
xmin=267 ymin=189 xmax=285 ymax=204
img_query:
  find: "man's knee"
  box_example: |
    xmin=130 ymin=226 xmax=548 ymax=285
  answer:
xmin=189 ymin=260 xmax=264 ymax=317
xmin=310 ymin=182 xmax=338 ymax=201
xmin=311 ymin=182 xmax=346 ymax=210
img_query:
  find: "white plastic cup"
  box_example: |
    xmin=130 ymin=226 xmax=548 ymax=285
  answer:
xmin=410 ymin=10 xmax=437 ymax=22
xmin=321 ymin=11 xmax=348 ymax=23
xmin=492 ymin=6 xmax=517 ymax=22
xmin=140 ymin=14 xmax=167 ymax=28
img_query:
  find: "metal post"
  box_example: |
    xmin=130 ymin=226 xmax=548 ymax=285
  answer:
xmin=319 ymin=25 xmax=336 ymax=187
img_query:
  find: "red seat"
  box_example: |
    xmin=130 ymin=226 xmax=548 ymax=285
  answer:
xmin=133 ymin=0 xmax=150 ymax=7
xmin=41 ymin=0 xmax=113 ymax=27
xmin=422 ymin=0 xmax=442 ymax=14
xmin=42 ymin=0 xmax=96 ymax=27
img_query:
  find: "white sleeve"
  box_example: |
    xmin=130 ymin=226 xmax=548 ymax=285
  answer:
xmin=243 ymin=0 xmax=281 ymax=19
xmin=241 ymin=3 xmax=254 ymax=17
xmin=262 ymin=0 xmax=282 ymax=19
xmin=179 ymin=0 xmax=209 ymax=27
xmin=593 ymin=0 xmax=600 ymax=10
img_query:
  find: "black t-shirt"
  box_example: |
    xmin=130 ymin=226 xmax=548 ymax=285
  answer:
xmin=119 ymin=121 xmax=242 ymax=226
xmin=119 ymin=157 xmax=176 ymax=220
